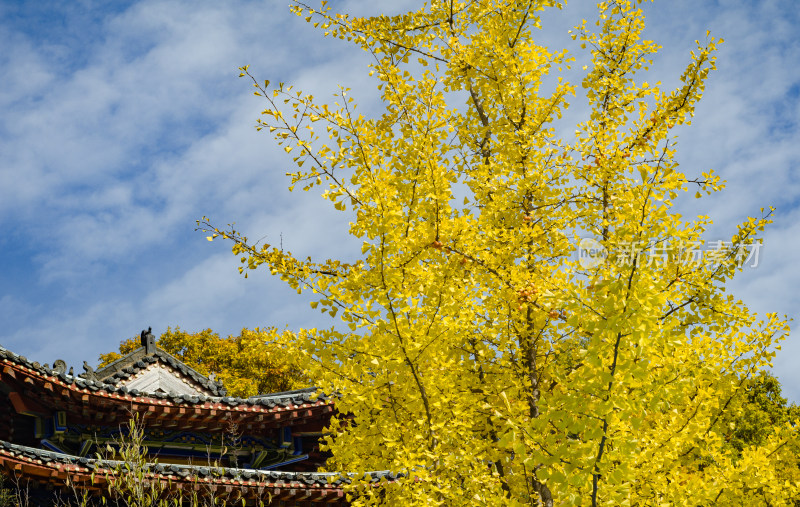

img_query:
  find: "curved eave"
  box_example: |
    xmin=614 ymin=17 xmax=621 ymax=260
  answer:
xmin=1 ymin=358 xmax=334 ymax=431
xmin=0 ymin=439 xmax=356 ymax=505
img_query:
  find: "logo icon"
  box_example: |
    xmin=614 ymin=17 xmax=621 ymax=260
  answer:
xmin=578 ymin=237 xmax=606 ymax=268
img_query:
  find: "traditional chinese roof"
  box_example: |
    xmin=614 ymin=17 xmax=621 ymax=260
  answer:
xmin=0 ymin=344 xmax=333 ymax=433
xmin=0 ymin=438 xmax=395 ymax=505
xmin=91 ymin=328 xmax=226 ymax=396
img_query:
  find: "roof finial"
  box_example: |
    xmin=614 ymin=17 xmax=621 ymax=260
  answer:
xmin=82 ymin=361 xmax=97 ymax=381
xmin=141 ymin=326 xmax=156 ymax=354
xmin=53 ymin=359 xmax=67 ymax=375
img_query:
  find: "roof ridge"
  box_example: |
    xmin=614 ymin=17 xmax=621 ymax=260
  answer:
xmin=0 ymin=349 xmax=329 ymax=409
xmin=0 ymin=438 xmax=396 ymax=483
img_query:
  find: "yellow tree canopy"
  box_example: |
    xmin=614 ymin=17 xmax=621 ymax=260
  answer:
xmin=201 ymin=0 xmax=798 ymax=504
xmin=98 ymin=327 xmax=308 ymax=398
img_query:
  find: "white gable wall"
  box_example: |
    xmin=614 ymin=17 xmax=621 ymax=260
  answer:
xmin=123 ymin=365 xmax=205 ymax=396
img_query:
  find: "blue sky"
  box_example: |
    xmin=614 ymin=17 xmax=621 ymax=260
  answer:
xmin=0 ymin=1 xmax=798 ymax=401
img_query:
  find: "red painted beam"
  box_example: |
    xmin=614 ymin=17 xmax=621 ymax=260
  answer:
xmin=7 ymin=391 xmax=48 ymax=416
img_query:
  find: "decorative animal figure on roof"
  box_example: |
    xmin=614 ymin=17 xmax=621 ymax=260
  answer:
xmin=141 ymin=326 xmax=156 ymax=354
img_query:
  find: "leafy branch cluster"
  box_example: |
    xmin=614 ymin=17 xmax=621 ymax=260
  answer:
xmin=195 ymin=0 xmax=797 ymax=505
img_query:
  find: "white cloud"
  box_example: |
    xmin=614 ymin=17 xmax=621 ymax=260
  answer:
xmin=0 ymin=0 xmax=798 ymax=402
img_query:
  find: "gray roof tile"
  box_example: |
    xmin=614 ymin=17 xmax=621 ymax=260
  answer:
xmin=0 ymin=438 xmax=397 ymax=486
xmin=0 ymin=343 xmax=329 ymax=411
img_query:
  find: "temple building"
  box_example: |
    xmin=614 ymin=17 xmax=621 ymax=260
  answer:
xmin=0 ymin=329 xmax=392 ymax=505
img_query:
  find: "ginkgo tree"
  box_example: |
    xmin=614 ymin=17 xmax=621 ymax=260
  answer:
xmin=201 ymin=0 xmax=798 ymax=505
xmin=99 ymin=327 xmax=308 ymax=397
